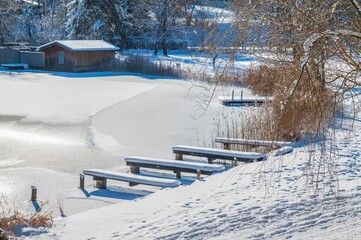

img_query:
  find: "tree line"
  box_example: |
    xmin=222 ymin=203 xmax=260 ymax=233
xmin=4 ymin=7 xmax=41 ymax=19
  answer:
xmin=0 ymin=0 xmax=231 ymax=55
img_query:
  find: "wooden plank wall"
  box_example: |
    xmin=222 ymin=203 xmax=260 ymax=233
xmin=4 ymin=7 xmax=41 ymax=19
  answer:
xmin=19 ymin=51 xmax=45 ymax=68
xmin=0 ymin=48 xmax=20 ymax=64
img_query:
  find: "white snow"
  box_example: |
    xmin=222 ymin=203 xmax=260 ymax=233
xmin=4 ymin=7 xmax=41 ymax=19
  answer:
xmin=0 ymin=70 xmax=155 ymax=124
xmin=0 ymin=68 xmax=240 ymax=216
xmin=36 ymin=123 xmax=361 ymax=239
xmin=0 ymin=53 xmax=360 ymax=240
xmin=37 ymin=40 xmax=120 ymax=52
xmin=192 ymin=6 xmax=235 ymax=23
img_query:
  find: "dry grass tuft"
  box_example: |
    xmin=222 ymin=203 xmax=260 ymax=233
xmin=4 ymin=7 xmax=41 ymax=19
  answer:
xmin=242 ymin=65 xmax=278 ymax=96
xmin=0 ymin=196 xmax=52 ymax=238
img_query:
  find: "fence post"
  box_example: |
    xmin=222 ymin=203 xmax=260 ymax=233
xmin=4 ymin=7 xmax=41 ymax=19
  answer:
xmin=31 ymin=186 xmax=37 ymax=201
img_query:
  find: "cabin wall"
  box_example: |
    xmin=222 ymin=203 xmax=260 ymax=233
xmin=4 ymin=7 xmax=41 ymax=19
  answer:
xmin=42 ymin=46 xmax=115 ymax=72
xmin=43 ymin=45 xmax=74 ymax=71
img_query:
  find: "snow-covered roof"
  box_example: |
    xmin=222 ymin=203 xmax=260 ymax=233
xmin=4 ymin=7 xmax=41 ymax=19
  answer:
xmin=37 ymin=40 xmax=120 ymax=52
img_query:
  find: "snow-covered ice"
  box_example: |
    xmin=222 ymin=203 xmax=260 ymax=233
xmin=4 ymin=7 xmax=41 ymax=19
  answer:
xmin=0 ymin=68 xmax=239 ymax=215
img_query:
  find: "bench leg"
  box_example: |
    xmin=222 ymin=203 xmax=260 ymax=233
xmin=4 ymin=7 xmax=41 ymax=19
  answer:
xmin=130 ymin=166 xmax=140 ymax=174
xmin=176 ymin=171 xmax=181 ymax=179
xmin=175 ymin=153 xmax=183 ymax=160
xmin=207 ymin=158 xmax=213 ymax=164
xmin=79 ymin=174 xmax=85 ymax=189
xmin=196 ymin=169 xmax=201 ymax=180
xmin=233 ymin=158 xmax=238 ymax=167
xmin=129 ymin=182 xmax=139 ymax=187
xmin=224 ymin=143 xmax=230 ymax=150
xmin=95 ymin=179 xmax=107 ymax=189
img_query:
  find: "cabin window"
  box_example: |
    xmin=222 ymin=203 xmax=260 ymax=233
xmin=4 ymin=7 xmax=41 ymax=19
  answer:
xmin=58 ymin=51 xmax=64 ymax=65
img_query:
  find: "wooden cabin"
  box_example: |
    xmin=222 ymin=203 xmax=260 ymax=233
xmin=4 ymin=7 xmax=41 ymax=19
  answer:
xmin=37 ymin=40 xmax=119 ymax=72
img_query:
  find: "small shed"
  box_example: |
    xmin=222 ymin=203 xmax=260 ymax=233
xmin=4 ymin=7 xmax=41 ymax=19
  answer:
xmin=37 ymin=40 xmax=120 ymax=72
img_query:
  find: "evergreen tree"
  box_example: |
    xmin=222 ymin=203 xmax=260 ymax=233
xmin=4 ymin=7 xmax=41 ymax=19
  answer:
xmin=66 ymin=0 xmax=127 ymax=47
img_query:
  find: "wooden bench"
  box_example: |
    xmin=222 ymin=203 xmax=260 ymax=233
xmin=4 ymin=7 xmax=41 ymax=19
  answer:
xmin=82 ymin=169 xmax=181 ymax=189
xmin=172 ymin=145 xmax=267 ymax=164
xmin=1 ymin=63 xmax=28 ymax=70
xmin=215 ymin=137 xmax=292 ymax=150
xmin=125 ymin=156 xmax=225 ymax=179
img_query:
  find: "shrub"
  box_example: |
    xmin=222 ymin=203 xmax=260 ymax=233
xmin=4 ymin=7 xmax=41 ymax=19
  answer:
xmin=217 ymin=63 xmax=336 ymax=142
xmin=111 ymin=54 xmax=183 ymax=78
xmin=0 ymin=196 xmax=52 ymax=238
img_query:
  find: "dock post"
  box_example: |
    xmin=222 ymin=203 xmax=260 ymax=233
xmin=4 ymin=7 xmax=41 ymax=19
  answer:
xmin=241 ymin=90 xmax=243 ymax=101
xmin=95 ymin=178 xmax=107 ymax=189
xmin=175 ymin=153 xmax=183 ymax=178
xmin=233 ymin=157 xmax=238 ymax=167
xmin=196 ymin=169 xmax=201 ymax=180
xmin=130 ymin=166 xmax=140 ymax=174
xmin=224 ymin=143 xmax=230 ymax=150
xmin=232 ymin=90 xmax=234 ymax=101
xmin=79 ymin=174 xmax=85 ymax=189
xmin=175 ymin=153 xmax=183 ymax=160
xmin=31 ymin=186 xmax=37 ymax=201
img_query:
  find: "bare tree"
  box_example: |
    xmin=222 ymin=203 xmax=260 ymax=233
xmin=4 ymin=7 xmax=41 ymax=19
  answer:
xmin=231 ymin=0 xmax=360 ymax=88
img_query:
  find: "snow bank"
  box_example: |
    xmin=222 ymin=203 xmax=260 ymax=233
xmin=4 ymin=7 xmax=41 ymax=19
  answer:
xmin=40 ymin=127 xmax=361 ymax=240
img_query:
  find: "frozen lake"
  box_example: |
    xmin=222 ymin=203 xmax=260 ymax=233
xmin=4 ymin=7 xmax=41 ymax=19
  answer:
xmin=0 ymin=70 xmax=247 ymax=215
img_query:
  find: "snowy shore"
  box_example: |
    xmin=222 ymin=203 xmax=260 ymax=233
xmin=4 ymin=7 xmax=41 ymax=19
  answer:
xmin=0 ymin=70 xmax=360 ymax=239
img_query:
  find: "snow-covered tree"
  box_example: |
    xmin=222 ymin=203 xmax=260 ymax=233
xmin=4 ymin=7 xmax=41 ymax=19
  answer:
xmin=0 ymin=0 xmax=17 ymax=44
xmin=66 ymin=0 xmax=127 ymax=47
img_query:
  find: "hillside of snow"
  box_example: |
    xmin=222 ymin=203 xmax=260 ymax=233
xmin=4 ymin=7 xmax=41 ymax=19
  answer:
xmin=32 ymin=111 xmax=361 ymax=239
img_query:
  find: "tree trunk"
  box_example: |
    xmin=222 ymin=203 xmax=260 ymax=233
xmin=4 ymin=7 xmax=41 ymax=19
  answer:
xmin=160 ymin=0 xmax=168 ymax=56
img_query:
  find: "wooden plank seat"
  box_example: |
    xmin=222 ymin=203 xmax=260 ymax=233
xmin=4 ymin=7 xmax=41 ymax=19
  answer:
xmin=272 ymin=146 xmax=294 ymax=156
xmin=172 ymin=145 xmax=267 ymax=164
xmin=125 ymin=156 xmax=225 ymax=179
xmin=215 ymin=137 xmax=292 ymax=149
xmin=82 ymin=169 xmax=181 ymax=189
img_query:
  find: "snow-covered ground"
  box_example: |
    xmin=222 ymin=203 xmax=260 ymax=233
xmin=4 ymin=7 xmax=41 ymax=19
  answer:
xmin=34 ymin=114 xmax=361 ymax=239
xmin=120 ymin=49 xmax=258 ymax=75
xmin=0 ymin=52 xmax=360 ymax=239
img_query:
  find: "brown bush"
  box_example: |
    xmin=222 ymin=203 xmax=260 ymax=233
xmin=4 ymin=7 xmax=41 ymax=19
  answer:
xmin=216 ymin=63 xmax=336 ymax=143
xmin=0 ymin=197 xmax=52 ymax=237
xmin=243 ymin=65 xmax=279 ymax=96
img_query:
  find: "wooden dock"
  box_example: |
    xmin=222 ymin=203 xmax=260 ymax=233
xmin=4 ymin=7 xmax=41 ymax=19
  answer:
xmin=218 ymin=96 xmax=272 ymax=106
xmin=218 ymin=91 xmax=272 ymax=106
